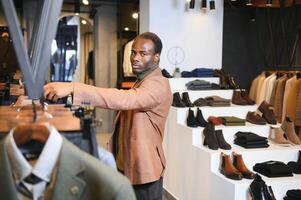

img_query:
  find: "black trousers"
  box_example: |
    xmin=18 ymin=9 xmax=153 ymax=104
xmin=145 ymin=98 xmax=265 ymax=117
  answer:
xmin=133 ymin=177 xmax=163 ymax=200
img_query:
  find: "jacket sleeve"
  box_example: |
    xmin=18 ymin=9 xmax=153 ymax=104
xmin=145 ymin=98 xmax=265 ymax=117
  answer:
xmin=73 ymin=77 xmax=166 ymax=111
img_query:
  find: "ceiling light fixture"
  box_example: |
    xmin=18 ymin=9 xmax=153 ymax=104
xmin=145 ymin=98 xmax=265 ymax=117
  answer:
xmin=81 ymin=19 xmax=87 ymax=25
xmin=82 ymin=0 xmax=89 ymax=5
xmin=124 ymin=27 xmax=129 ymax=31
xmin=209 ymin=0 xmax=215 ymax=10
xmin=132 ymin=12 xmax=139 ymax=19
xmin=201 ymin=0 xmax=207 ymax=9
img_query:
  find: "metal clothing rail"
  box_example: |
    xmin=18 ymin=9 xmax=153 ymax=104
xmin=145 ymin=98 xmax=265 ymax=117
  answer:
xmin=0 ymin=0 xmax=63 ymax=99
xmin=266 ymin=65 xmax=301 ymax=71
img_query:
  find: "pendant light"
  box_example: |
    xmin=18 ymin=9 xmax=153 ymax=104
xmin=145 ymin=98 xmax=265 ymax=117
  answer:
xmin=201 ymin=0 xmax=207 ymax=9
xmin=246 ymin=0 xmax=253 ymax=6
xmin=266 ymin=0 xmax=272 ymax=7
xmin=209 ymin=0 xmax=215 ymax=10
xmin=189 ymin=0 xmax=195 ymax=9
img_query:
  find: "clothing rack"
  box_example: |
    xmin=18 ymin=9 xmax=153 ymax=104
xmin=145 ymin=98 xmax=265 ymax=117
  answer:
xmin=266 ymin=65 xmax=301 ymax=71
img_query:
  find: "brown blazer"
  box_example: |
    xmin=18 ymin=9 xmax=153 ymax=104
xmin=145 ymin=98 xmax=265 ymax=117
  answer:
xmin=274 ymin=76 xmax=287 ymax=122
xmin=286 ymin=78 xmax=301 ymax=122
xmin=73 ymin=68 xmax=173 ymax=184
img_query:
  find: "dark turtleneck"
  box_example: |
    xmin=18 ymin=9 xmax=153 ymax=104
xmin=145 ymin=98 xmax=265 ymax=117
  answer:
xmin=136 ymin=64 xmax=159 ymax=81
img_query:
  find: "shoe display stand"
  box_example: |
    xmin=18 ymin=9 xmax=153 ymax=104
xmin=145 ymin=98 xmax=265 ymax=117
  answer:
xmin=163 ymin=77 xmax=301 ymax=200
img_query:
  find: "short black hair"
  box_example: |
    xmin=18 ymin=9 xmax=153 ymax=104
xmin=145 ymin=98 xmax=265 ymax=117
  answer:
xmin=136 ymin=32 xmax=163 ymax=55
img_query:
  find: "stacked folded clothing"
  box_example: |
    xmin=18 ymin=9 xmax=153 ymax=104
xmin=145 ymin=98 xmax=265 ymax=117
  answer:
xmin=284 ymin=189 xmax=301 ymax=200
xmin=207 ymin=116 xmax=223 ymax=126
xmin=287 ymin=161 xmax=301 ymax=174
xmin=234 ymin=131 xmax=269 ymax=148
xmin=186 ymin=80 xmax=212 ymax=90
xmin=205 ymin=96 xmax=231 ymax=107
xmin=181 ymin=68 xmax=214 ymax=77
xmin=193 ymin=97 xmax=208 ymax=107
xmin=253 ymin=161 xmax=293 ymax=177
xmin=219 ymin=116 xmax=246 ymax=126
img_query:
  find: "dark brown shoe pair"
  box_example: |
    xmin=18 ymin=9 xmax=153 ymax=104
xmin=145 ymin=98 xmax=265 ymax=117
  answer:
xmin=214 ymin=70 xmax=239 ymax=89
xmin=172 ymin=92 xmax=193 ymax=107
xmin=203 ymin=123 xmax=231 ymax=150
xmin=220 ymin=152 xmax=255 ymax=180
xmin=258 ymin=101 xmax=277 ymax=124
xmin=246 ymin=111 xmax=267 ymax=125
xmin=232 ymin=90 xmax=255 ymax=105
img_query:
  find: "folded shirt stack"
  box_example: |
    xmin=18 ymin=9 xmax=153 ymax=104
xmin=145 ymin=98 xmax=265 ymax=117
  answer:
xmin=186 ymin=80 xmax=212 ymax=90
xmin=284 ymin=189 xmax=301 ymax=200
xmin=181 ymin=68 xmax=214 ymax=77
xmin=253 ymin=160 xmax=293 ymax=178
xmin=205 ymin=96 xmax=231 ymax=107
xmin=287 ymin=161 xmax=301 ymax=174
xmin=193 ymin=98 xmax=208 ymax=107
xmin=219 ymin=116 xmax=246 ymax=126
xmin=234 ymin=131 xmax=269 ymax=148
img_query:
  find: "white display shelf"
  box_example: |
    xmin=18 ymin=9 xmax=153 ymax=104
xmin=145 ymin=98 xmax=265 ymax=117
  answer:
xmin=172 ymin=89 xmax=234 ymax=101
xmin=210 ymin=158 xmax=301 ymax=200
xmin=169 ymin=77 xmax=220 ymax=91
xmin=172 ymin=104 xmax=257 ymax=126
xmin=164 ymin=81 xmax=300 ymax=200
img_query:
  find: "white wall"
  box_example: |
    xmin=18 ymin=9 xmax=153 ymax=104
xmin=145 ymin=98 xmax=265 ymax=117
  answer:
xmin=140 ymin=0 xmax=224 ymax=74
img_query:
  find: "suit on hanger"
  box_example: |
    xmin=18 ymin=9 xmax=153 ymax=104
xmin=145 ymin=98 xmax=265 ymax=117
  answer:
xmin=0 ymin=138 xmax=136 ymax=200
xmin=286 ymin=78 xmax=301 ymax=122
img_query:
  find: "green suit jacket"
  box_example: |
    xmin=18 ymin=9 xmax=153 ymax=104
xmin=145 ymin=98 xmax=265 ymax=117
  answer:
xmin=0 ymin=138 xmax=136 ymax=200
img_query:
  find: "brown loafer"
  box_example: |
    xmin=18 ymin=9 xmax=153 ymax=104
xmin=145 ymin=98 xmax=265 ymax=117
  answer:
xmin=246 ymin=111 xmax=267 ymax=125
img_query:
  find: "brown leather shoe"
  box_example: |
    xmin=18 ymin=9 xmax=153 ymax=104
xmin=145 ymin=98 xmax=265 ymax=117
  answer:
xmin=232 ymin=152 xmax=255 ymax=179
xmin=246 ymin=111 xmax=267 ymax=125
xmin=203 ymin=122 xmax=219 ymax=150
xmin=220 ymin=152 xmax=243 ymax=180
xmin=258 ymin=101 xmax=277 ymax=124
xmin=281 ymin=117 xmax=301 ymax=145
xmin=216 ymin=130 xmax=231 ymax=150
xmin=241 ymin=89 xmax=255 ymax=105
xmin=232 ymin=90 xmax=248 ymax=105
xmin=269 ymin=126 xmax=290 ymax=146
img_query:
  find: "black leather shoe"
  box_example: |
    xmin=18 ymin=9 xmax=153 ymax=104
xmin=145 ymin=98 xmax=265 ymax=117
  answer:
xmin=172 ymin=92 xmax=185 ymax=107
xmin=203 ymin=122 xmax=219 ymax=150
xmin=182 ymin=92 xmax=194 ymax=107
xmin=186 ymin=108 xmax=198 ymax=127
xmin=196 ymin=108 xmax=207 ymax=127
xmin=161 ymin=69 xmax=173 ymax=78
xmin=298 ymin=150 xmax=301 ymax=163
xmin=249 ymin=174 xmax=265 ymax=200
xmin=249 ymin=174 xmax=275 ymax=200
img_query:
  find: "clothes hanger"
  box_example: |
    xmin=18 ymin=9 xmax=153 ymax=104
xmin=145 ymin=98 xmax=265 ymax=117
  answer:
xmin=13 ymin=100 xmax=50 ymax=147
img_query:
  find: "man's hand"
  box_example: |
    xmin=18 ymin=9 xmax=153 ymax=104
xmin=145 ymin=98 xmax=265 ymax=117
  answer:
xmin=43 ymin=82 xmax=73 ymax=101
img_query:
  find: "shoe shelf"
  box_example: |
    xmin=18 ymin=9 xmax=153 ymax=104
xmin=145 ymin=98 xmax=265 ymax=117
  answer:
xmin=169 ymin=77 xmax=220 ymax=91
xmin=210 ymin=172 xmax=301 ymax=200
xmin=164 ymin=81 xmax=301 ymax=200
xmin=172 ymin=105 xmax=257 ymax=126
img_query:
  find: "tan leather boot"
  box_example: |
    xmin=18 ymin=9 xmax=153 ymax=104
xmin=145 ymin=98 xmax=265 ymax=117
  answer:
xmin=269 ymin=127 xmax=290 ymax=146
xmin=281 ymin=117 xmax=301 ymax=145
xmin=220 ymin=152 xmax=242 ymax=180
xmin=233 ymin=152 xmax=255 ymax=179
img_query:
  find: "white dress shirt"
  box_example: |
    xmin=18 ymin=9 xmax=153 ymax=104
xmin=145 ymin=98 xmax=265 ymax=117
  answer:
xmin=5 ymin=124 xmax=63 ymax=200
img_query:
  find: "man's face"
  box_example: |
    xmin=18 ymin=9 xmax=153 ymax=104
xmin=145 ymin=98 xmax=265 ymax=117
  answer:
xmin=130 ymin=38 xmax=159 ymax=74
